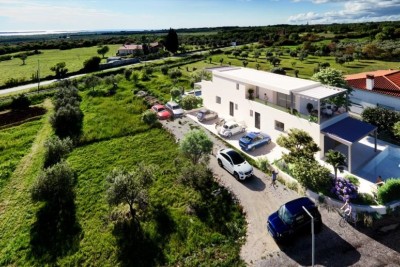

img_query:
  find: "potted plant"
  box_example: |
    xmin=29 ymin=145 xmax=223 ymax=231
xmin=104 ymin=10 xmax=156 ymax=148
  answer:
xmin=248 ymin=88 xmax=254 ymax=100
xmin=306 ymin=103 xmax=314 ymax=114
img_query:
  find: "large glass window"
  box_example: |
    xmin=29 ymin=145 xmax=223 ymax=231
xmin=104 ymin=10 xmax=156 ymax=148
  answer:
xmin=277 ymin=92 xmax=294 ymax=109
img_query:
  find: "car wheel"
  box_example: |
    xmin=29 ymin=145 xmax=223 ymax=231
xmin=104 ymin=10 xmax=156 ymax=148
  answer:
xmin=234 ymin=172 xmax=240 ymax=181
xmin=218 ymin=159 xmax=223 ymax=167
xmin=241 ymin=127 xmax=245 ymax=133
xmin=227 ymin=132 xmax=232 ymax=138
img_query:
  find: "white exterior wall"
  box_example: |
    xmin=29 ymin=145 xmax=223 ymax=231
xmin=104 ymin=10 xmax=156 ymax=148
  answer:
xmin=201 ymin=75 xmax=324 ymax=157
xmin=351 ymin=89 xmax=400 ymax=113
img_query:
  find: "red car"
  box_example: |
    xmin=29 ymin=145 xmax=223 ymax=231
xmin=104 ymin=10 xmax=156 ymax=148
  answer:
xmin=151 ymin=104 xmax=171 ymax=120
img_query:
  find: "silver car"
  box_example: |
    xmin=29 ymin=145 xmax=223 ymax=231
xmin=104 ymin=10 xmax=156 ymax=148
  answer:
xmin=165 ymin=101 xmax=184 ymax=118
xmin=218 ymin=120 xmax=246 ymax=138
xmin=217 ymin=148 xmax=253 ymax=181
xmin=197 ymin=109 xmax=218 ymax=122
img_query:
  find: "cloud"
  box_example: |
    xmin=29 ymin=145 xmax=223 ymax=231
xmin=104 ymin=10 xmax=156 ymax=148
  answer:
xmin=288 ymin=0 xmax=400 ymax=23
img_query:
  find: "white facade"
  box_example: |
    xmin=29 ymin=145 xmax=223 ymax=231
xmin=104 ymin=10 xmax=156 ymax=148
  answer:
xmin=350 ymin=89 xmax=400 ymax=114
xmin=199 ymin=67 xmax=348 ymax=159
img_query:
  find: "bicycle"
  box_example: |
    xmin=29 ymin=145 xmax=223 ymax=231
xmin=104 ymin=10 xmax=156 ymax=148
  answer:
xmin=338 ymin=208 xmax=358 ymax=228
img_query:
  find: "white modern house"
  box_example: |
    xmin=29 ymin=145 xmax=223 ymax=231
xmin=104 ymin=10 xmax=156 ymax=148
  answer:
xmin=345 ymin=70 xmax=400 ymax=114
xmin=197 ymin=67 xmax=377 ymax=172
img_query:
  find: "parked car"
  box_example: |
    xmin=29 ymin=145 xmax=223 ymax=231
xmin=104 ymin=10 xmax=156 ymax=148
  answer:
xmin=151 ymin=104 xmax=171 ymax=120
xmin=184 ymin=89 xmax=202 ymax=97
xmin=239 ymin=132 xmax=271 ymax=151
xmin=218 ymin=120 xmax=246 ymax=138
xmin=197 ymin=108 xmax=218 ymax=122
xmin=267 ymin=197 xmax=322 ymax=243
xmin=216 ymin=148 xmax=253 ymax=181
xmin=165 ymin=101 xmax=184 ymax=118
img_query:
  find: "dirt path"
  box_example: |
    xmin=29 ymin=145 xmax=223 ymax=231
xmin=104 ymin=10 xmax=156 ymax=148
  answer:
xmin=162 ymin=116 xmax=400 ymax=266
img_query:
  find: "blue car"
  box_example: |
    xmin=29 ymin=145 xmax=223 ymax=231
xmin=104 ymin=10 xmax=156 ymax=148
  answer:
xmin=239 ymin=132 xmax=271 ymax=151
xmin=267 ymin=197 xmax=322 ymax=243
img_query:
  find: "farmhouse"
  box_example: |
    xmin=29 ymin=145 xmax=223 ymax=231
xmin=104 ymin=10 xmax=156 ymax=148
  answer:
xmin=197 ymin=67 xmax=377 ymax=172
xmin=345 ymin=70 xmax=400 ymax=113
xmin=117 ymin=42 xmax=162 ymax=56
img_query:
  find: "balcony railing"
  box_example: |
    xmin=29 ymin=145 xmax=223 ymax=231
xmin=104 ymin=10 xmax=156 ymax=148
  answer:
xmin=253 ymin=97 xmax=311 ymax=121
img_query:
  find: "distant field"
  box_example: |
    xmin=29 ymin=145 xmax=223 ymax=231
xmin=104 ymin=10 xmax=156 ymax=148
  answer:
xmin=0 ymin=44 xmax=120 ymax=86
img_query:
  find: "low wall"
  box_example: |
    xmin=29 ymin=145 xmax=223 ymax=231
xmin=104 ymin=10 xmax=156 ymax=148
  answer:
xmin=99 ymin=58 xmax=140 ymax=70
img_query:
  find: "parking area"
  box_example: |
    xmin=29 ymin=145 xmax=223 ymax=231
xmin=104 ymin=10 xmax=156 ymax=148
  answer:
xmin=161 ymin=114 xmax=400 ymax=266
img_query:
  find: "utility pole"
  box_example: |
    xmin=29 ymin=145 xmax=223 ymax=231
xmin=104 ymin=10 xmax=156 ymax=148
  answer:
xmin=37 ymin=60 xmax=40 ymax=93
xmin=302 ymin=206 xmax=315 ymax=267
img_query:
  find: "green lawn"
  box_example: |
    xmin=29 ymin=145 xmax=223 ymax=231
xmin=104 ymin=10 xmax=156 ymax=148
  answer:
xmin=0 ymin=44 xmax=120 ymax=86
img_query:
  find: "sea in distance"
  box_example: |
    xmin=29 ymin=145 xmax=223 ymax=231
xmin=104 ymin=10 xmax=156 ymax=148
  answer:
xmin=0 ymin=29 xmax=151 ymax=37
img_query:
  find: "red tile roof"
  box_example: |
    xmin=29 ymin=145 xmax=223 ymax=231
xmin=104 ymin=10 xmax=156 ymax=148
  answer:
xmin=345 ymin=70 xmax=400 ymax=98
xmin=118 ymin=44 xmax=143 ymax=50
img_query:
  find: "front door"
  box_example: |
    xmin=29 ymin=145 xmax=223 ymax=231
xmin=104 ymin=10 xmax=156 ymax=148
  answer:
xmin=255 ymin=112 xmax=260 ymax=129
xmin=229 ymin=102 xmax=234 ymax=116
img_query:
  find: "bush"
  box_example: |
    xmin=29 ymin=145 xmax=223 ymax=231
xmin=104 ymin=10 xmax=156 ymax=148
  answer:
xmin=50 ymin=104 xmax=84 ymax=139
xmin=169 ymin=69 xmax=182 ymax=79
xmin=170 ymin=87 xmax=182 ymax=99
xmin=141 ymin=110 xmax=158 ymax=126
xmin=124 ymin=69 xmax=132 ymax=80
xmin=11 ymin=94 xmax=31 ymax=110
xmin=330 ymin=177 xmax=358 ymax=202
xmin=344 ymin=174 xmax=360 ymax=186
xmin=291 ymin=158 xmax=331 ymax=193
xmin=361 ymin=107 xmax=400 ymax=137
xmin=83 ymin=56 xmax=101 ymax=72
xmin=44 ymin=136 xmax=74 ymax=168
xmin=377 ymin=178 xmax=400 ymax=204
xmin=257 ymin=157 xmax=271 ymax=173
xmin=352 ymin=192 xmax=376 ymax=205
xmin=31 ymin=161 xmax=75 ymax=206
xmin=161 ymin=65 xmax=169 ymax=75
xmin=181 ymin=95 xmax=201 ymax=110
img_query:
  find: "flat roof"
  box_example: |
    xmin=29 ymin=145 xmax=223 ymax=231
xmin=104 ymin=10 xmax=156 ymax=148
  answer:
xmin=213 ymin=67 xmax=319 ymax=95
xmin=295 ymin=85 xmax=346 ymax=100
xmin=321 ymin=117 xmax=377 ymax=145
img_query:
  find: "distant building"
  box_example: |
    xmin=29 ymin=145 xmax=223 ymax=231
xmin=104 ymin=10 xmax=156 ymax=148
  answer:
xmin=117 ymin=42 xmax=162 ymax=56
xmin=345 ymin=70 xmax=400 ymax=113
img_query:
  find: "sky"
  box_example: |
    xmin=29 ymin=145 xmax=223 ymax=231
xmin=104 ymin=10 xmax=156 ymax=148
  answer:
xmin=0 ymin=0 xmax=400 ymax=32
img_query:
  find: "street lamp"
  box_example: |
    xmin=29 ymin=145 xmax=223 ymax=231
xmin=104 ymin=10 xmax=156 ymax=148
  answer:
xmin=302 ymin=206 xmax=315 ymax=267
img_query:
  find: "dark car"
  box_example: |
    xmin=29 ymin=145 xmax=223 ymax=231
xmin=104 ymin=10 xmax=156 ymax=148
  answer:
xmin=239 ymin=132 xmax=271 ymax=151
xmin=267 ymin=197 xmax=322 ymax=243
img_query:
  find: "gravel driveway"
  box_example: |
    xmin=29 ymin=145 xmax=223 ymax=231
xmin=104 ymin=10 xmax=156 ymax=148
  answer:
xmin=161 ymin=116 xmax=400 ymax=266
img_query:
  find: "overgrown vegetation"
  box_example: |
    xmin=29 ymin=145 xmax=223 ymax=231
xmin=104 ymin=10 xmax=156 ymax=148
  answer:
xmin=377 ymin=179 xmax=400 ymax=204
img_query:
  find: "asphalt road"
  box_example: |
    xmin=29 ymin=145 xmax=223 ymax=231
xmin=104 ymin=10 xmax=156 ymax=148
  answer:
xmin=162 ymin=115 xmax=400 ymax=266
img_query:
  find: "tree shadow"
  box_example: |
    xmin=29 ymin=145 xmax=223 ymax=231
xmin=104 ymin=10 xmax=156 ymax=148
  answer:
xmin=278 ymin=225 xmax=361 ymax=266
xmin=29 ymin=200 xmax=81 ymax=263
xmin=112 ymin=218 xmax=164 ymax=267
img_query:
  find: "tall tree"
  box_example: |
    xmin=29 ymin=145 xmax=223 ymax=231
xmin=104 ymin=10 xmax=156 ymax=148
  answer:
xmin=165 ymin=28 xmax=179 ymax=54
xmin=20 ymin=53 xmax=28 ymax=65
xmin=97 ymin=45 xmax=110 ymax=58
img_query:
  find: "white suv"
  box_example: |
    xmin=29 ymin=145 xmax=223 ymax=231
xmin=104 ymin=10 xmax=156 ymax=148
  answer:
xmin=218 ymin=120 xmax=246 ymax=138
xmin=165 ymin=101 xmax=184 ymax=118
xmin=217 ymin=148 xmax=253 ymax=181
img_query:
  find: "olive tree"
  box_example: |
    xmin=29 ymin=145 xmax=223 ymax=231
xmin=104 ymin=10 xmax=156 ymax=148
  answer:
xmin=50 ymin=62 xmax=68 ymax=79
xmin=50 ymin=104 xmax=84 ymax=139
xmin=106 ymin=164 xmax=155 ymax=220
xmin=97 ymin=45 xmax=109 ymax=58
xmin=31 ymin=161 xmax=75 ymax=207
xmin=179 ymin=129 xmax=213 ymax=165
xmin=291 ymin=158 xmax=331 ymax=193
xmin=44 ymin=136 xmax=74 ymax=168
xmin=276 ymin=128 xmax=320 ymax=163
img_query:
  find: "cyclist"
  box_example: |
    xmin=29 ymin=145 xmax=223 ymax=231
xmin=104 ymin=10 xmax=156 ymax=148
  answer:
xmin=340 ymin=199 xmax=353 ymax=220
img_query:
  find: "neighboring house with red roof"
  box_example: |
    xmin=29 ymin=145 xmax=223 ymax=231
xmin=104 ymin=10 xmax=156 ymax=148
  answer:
xmin=117 ymin=42 xmax=162 ymax=56
xmin=345 ymin=70 xmax=400 ymax=113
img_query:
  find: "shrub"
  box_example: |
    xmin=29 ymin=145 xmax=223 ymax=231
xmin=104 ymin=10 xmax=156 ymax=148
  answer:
xmin=50 ymin=104 xmax=84 ymax=139
xmin=141 ymin=110 xmax=158 ymax=126
xmin=44 ymin=136 xmax=74 ymax=168
xmin=169 ymin=69 xmax=182 ymax=79
xmin=377 ymin=178 xmax=400 ymax=204
xmin=31 ymin=161 xmax=75 ymax=206
xmin=330 ymin=177 xmax=358 ymax=202
xmin=83 ymin=56 xmax=101 ymax=72
xmin=181 ymin=95 xmax=201 ymax=110
xmin=161 ymin=65 xmax=169 ymax=75
xmin=257 ymin=157 xmax=271 ymax=173
xmin=11 ymin=94 xmax=31 ymax=110
xmin=361 ymin=107 xmax=400 ymax=137
xmin=344 ymin=174 xmax=360 ymax=186
xmin=291 ymin=158 xmax=331 ymax=193
xmin=170 ymin=87 xmax=181 ymax=99
xmin=352 ymin=192 xmax=376 ymax=205
xmin=124 ymin=69 xmax=132 ymax=80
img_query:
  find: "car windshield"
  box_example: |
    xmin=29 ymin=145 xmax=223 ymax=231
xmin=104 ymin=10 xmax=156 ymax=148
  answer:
xmin=227 ymin=151 xmax=245 ymax=165
xmin=173 ymin=105 xmax=181 ymax=110
xmin=241 ymin=135 xmax=253 ymax=142
xmin=278 ymin=205 xmax=294 ymax=225
xmin=158 ymin=107 xmax=165 ymax=112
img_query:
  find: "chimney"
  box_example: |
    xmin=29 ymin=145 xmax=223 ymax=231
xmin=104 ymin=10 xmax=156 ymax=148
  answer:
xmin=366 ymin=74 xmax=374 ymax=90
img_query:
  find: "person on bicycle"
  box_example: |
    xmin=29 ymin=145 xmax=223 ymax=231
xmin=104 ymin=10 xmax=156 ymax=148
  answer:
xmin=341 ymin=199 xmax=352 ymax=217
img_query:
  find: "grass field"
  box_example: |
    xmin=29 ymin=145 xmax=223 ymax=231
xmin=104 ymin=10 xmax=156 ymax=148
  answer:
xmin=0 ymin=44 xmax=120 ymax=86
xmin=0 ymin=68 xmax=245 ymax=266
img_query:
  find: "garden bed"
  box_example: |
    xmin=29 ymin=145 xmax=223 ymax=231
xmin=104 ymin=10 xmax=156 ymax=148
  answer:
xmin=0 ymin=107 xmax=46 ymax=128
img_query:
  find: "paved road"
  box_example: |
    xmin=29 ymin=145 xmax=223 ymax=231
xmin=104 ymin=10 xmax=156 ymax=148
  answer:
xmin=162 ymin=115 xmax=400 ymax=266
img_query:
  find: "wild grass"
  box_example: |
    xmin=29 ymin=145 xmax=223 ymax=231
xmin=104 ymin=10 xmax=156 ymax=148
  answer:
xmin=0 ymin=117 xmax=44 ymax=190
xmin=0 ymin=105 xmax=52 ymax=266
xmin=0 ymin=44 xmax=120 ymax=86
